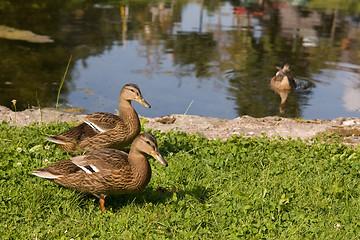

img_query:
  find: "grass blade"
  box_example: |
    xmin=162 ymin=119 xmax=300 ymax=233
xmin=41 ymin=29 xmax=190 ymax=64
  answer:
xmin=56 ymin=55 xmax=72 ymax=110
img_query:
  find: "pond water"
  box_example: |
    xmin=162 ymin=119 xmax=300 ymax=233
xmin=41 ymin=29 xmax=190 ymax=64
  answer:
xmin=0 ymin=0 xmax=360 ymax=120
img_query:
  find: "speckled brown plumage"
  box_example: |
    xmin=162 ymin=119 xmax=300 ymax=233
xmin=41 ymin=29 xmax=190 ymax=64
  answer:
xmin=46 ymin=84 xmax=151 ymax=154
xmin=270 ymin=64 xmax=297 ymax=90
xmin=33 ymin=133 xmax=168 ymax=212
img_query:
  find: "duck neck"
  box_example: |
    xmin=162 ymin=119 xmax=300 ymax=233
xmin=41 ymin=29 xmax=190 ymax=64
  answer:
xmin=128 ymin=149 xmax=152 ymax=189
xmin=118 ymin=99 xmax=140 ymax=133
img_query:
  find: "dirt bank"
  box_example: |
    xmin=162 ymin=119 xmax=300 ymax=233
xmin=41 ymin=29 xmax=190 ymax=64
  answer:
xmin=1 ymin=106 xmax=359 ymax=145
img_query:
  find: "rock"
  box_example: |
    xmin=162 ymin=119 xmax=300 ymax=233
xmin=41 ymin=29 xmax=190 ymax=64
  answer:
xmin=0 ymin=106 xmax=80 ymax=126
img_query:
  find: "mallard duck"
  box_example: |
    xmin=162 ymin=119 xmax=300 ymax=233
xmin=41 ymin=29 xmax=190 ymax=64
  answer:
xmin=46 ymin=84 xmax=150 ymax=154
xmin=33 ymin=133 xmax=168 ymax=212
xmin=270 ymin=64 xmax=297 ymax=90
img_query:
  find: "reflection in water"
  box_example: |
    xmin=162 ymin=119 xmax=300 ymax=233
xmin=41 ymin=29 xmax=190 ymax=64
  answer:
xmin=344 ymin=87 xmax=360 ymax=112
xmin=331 ymin=63 xmax=360 ymax=112
xmin=0 ymin=25 xmax=53 ymax=43
xmin=270 ymin=87 xmax=292 ymax=114
xmin=170 ymin=32 xmax=217 ymax=78
xmin=0 ymin=0 xmax=359 ymax=119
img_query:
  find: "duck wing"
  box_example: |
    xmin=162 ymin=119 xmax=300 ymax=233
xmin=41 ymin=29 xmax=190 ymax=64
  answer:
xmin=32 ymin=158 xmax=81 ymax=179
xmin=46 ymin=123 xmax=98 ymax=144
xmin=71 ymin=148 xmax=130 ymax=174
xmin=79 ymin=112 xmax=125 ymax=133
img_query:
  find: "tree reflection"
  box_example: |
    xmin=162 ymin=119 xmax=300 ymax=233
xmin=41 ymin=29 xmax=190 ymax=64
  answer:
xmin=0 ymin=0 xmax=124 ymax=110
xmin=168 ymin=32 xmax=217 ymax=78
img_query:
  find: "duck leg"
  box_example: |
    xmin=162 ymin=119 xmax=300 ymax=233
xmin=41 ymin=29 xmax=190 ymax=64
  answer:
xmin=100 ymin=198 xmax=106 ymax=212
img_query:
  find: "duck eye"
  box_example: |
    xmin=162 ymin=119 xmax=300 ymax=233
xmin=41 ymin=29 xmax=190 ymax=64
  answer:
xmin=145 ymin=140 xmax=151 ymax=145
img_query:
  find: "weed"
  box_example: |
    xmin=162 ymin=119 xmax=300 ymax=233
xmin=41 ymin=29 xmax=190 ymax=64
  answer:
xmin=11 ymin=99 xmax=17 ymax=123
xmin=35 ymin=92 xmax=43 ymax=123
xmin=140 ymin=117 xmax=147 ymax=133
xmin=316 ymin=127 xmax=360 ymax=144
xmin=56 ymin=55 xmax=72 ymax=110
xmin=293 ymin=117 xmax=306 ymax=123
xmin=184 ymin=100 xmax=194 ymax=116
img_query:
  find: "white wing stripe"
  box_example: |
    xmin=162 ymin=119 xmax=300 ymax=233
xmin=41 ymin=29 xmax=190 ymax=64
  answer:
xmin=84 ymin=121 xmax=105 ymax=133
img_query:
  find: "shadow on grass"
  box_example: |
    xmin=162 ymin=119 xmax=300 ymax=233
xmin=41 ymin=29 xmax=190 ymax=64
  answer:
xmin=33 ymin=174 xmax=212 ymax=212
xmin=105 ymin=185 xmax=212 ymax=212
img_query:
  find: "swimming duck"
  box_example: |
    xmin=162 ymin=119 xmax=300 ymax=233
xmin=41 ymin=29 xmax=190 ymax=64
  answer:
xmin=46 ymin=84 xmax=150 ymax=154
xmin=270 ymin=64 xmax=297 ymax=90
xmin=33 ymin=133 xmax=168 ymax=212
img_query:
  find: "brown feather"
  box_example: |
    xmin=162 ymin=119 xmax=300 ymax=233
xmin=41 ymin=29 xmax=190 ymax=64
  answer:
xmin=270 ymin=64 xmax=297 ymax=90
xmin=33 ymin=133 xmax=167 ymax=212
xmin=46 ymin=84 xmax=150 ymax=154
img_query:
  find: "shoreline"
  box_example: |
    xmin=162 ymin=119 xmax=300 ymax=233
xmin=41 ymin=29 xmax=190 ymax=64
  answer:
xmin=1 ymin=105 xmax=359 ymax=145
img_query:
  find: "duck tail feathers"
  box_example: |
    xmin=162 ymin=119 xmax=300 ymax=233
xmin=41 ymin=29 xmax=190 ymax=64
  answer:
xmin=32 ymin=170 xmax=61 ymax=179
xmin=45 ymin=136 xmax=66 ymax=145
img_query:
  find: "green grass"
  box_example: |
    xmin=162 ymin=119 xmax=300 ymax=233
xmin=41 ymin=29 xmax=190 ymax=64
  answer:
xmin=1 ymin=122 xmax=360 ymax=239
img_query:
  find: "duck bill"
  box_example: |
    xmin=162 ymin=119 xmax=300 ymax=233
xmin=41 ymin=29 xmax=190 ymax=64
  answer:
xmin=151 ymin=152 xmax=168 ymax=167
xmin=136 ymin=96 xmax=151 ymax=108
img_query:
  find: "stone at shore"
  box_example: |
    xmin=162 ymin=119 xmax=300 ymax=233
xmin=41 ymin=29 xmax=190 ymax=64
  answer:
xmin=0 ymin=106 xmax=79 ymax=126
xmin=1 ymin=106 xmax=359 ymax=145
